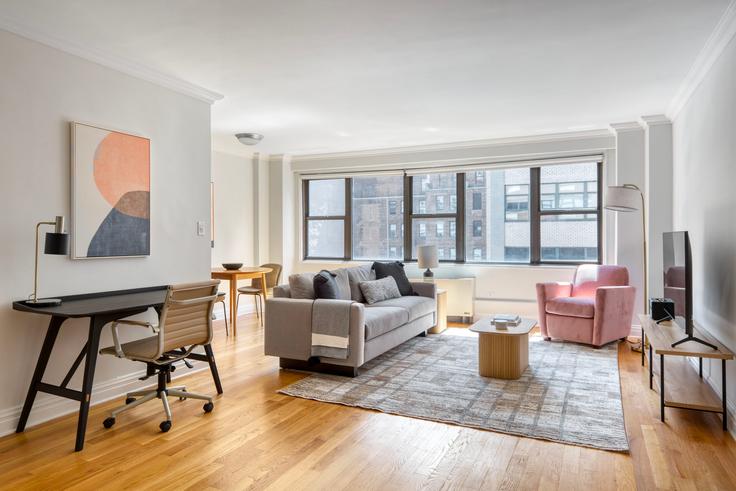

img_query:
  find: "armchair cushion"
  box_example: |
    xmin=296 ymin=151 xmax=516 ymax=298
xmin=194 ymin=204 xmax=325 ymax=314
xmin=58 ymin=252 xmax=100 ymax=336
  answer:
xmin=545 ymin=296 xmax=595 ymax=319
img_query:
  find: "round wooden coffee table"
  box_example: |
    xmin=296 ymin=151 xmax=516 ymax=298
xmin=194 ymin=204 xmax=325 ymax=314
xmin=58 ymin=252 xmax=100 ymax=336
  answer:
xmin=469 ymin=317 xmax=538 ymax=379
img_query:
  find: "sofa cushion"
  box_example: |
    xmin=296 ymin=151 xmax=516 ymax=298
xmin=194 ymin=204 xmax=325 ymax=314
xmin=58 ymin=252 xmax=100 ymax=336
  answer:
xmin=372 ymin=261 xmax=414 ymax=296
xmin=546 ymin=296 xmax=595 ymax=319
xmin=345 ymin=265 xmax=375 ymax=303
xmin=364 ymin=306 xmax=410 ymax=340
xmin=288 ymin=272 xmax=315 ymax=299
xmin=368 ymin=295 xmax=435 ymax=322
xmin=331 ymin=268 xmax=352 ymax=300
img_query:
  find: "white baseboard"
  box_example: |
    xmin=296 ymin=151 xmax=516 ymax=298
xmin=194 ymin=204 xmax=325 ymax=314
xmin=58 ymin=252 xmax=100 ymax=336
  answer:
xmin=0 ymin=361 xmax=207 ymax=438
xmin=212 ymin=303 xmax=256 ymax=321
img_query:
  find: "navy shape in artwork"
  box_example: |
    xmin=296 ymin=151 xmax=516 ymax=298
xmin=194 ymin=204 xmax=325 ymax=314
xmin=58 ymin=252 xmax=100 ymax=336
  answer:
xmin=87 ymin=191 xmax=150 ymax=257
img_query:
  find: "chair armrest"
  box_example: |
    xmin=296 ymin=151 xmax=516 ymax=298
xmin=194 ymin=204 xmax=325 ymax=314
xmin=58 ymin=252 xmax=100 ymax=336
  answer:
xmin=535 ymin=282 xmax=572 ymax=337
xmin=593 ymin=286 xmax=636 ymax=346
xmin=411 ymin=281 xmax=436 ymax=299
xmin=109 ymin=319 xmax=158 ymax=358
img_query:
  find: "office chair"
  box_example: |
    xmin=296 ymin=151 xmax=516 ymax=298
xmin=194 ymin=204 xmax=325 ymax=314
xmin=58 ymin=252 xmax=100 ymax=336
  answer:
xmin=236 ymin=263 xmax=282 ymax=326
xmin=100 ymin=280 xmax=220 ymax=433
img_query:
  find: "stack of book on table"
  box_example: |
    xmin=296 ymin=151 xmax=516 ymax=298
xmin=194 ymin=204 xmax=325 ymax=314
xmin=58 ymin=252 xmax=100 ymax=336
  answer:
xmin=491 ymin=314 xmax=521 ymax=326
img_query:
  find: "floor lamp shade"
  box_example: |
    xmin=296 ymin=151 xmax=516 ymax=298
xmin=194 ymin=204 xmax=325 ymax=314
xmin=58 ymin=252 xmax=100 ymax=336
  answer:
xmin=417 ymin=245 xmax=439 ymax=278
xmin=604 ymin=185 xmax=641 ymax=212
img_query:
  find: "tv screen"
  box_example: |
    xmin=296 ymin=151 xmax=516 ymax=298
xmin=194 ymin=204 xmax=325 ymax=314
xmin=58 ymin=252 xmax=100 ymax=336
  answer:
xmin=662 ymin=231 xmax=693 ymax=334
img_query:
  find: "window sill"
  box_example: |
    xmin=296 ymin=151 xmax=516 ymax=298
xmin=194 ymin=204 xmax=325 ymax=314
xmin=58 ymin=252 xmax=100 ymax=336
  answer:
xmin=299 ymin=258 xmax=579 ymax=270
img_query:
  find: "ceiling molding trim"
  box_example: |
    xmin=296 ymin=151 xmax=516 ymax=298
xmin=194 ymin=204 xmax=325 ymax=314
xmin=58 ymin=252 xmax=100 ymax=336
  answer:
xmin=667 ymin=1 xmax=736 ymax=119
xmin=609 ymin=122 xmax=644 ymax=133
xmin=640 ymin=114 xmax=671 ymax=127
xmin=0 ymin=15 xmax=224 ymax=104
xmin=290 ymin=128 xmax=612 ymax=163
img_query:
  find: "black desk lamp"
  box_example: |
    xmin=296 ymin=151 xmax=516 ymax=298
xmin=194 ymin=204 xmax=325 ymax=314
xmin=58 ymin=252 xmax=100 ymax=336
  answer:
xmin=27 ymin=215 xmax=69 ymax=307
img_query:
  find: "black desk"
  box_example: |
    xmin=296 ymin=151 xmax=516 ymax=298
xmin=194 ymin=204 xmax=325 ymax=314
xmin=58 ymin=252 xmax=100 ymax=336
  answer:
xmin=12 ymin=286 xmax=223 ymax=451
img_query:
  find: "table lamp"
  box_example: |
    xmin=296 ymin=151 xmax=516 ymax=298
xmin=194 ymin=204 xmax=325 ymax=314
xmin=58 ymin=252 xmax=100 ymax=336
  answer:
xmin=27 ymin=215 xmax=69 ymax=307
xmin=417 ymin=245 xmax=439 ymax=279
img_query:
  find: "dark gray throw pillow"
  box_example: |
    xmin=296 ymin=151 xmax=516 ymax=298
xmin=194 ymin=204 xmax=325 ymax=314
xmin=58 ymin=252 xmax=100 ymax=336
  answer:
xmin=313 ymin=270 xmax=340 ymax=299
xmin=372 ymin=261 xmax=414 ymax=296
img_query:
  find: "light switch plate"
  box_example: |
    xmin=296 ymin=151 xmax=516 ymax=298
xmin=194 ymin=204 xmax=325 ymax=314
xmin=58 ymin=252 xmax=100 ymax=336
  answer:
xmin=197 ymin=221 xmax=205 ymax=236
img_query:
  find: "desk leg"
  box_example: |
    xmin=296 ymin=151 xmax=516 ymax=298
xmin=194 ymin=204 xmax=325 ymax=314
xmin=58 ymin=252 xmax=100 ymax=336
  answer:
xmin=642 ymin=332 xmax=646 ymax=366
xmin=16 ymin=316 xmax=65 ymax=433
xmin=75 ymin=317 xmax=103 ymax=452
xmin=229 ymin=278 xmax=238 ymax=335
xmin=723 ymin=359 xmax=728 ymax=431
xmin=660 ymin=354 xmax=665 ymax=423
xmin=649 ymin=343 xmax=653 ymax=390
xmin=204 ymin=344 xmax=223 ymax=394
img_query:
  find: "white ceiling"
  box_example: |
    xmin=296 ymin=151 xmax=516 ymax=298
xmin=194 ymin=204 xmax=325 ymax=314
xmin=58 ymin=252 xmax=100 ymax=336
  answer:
xmin=0 ymin=0 xmax=730 ymax=155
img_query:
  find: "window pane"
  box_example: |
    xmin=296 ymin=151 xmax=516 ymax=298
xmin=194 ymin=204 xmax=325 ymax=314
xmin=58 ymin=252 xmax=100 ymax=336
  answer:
xmin=465 ymin=168 xmax=530 ymax=262
xmin=413 ymin=173 xmax=456 ymax=214
xmin=541 ymin=215 xmax=598 ymax=262
xmin=308 ymin=179 xmax=345 ymax=216
xmin=539 ymin=163 xmax=597 ymax=211
xmin=307 ymin=220 xmax=344 ymax=257
xmin=412 ymin=218 xmax=456 ymax=260
xmin=351 ymin=176 xmax=404 ymax=260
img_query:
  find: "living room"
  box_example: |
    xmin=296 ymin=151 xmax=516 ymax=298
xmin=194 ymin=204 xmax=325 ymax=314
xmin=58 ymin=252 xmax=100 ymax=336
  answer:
xmin=1 ymin=1 xmax=735 ymax=489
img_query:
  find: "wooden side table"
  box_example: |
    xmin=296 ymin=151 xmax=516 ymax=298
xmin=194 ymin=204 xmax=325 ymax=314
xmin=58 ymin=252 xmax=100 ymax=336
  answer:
xmin=428 ymin=288 xmax=447 ymax=334
xmin=469 ymin=317 xmax=537 ymax=379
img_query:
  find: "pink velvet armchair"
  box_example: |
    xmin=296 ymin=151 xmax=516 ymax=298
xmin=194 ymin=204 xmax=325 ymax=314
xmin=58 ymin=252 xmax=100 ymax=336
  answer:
xmin=536 ymin=265 xmax=636 ymax=347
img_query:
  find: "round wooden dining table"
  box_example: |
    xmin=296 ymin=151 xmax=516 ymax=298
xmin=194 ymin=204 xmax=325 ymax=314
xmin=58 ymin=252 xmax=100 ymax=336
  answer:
xmin=211 ymin=266 xmax=272 ymax=335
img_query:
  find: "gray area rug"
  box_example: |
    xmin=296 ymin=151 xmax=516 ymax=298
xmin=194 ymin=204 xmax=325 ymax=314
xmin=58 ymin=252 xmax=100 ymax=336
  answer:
xmin=279 ymin=332 xmax=629 ymax=452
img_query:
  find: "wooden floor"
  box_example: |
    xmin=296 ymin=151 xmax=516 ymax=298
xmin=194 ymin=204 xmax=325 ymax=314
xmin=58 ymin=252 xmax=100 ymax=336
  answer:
xmin=1 ymin=314 xmax=735 ymax=491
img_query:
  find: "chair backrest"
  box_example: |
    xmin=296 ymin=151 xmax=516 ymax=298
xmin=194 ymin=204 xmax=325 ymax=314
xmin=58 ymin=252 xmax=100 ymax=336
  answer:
xmin=572 ymin=264 xmax=629 ymax=297
xmin=252 ymin=263 xmax=283 ymax=290
xmin=159 ymin=280 xmax=220 ymax=353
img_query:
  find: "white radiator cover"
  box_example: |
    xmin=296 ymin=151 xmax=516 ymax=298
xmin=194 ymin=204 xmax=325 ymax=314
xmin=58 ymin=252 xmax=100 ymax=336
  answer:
xmin=434 ymin=278 xmax=475 ymax=317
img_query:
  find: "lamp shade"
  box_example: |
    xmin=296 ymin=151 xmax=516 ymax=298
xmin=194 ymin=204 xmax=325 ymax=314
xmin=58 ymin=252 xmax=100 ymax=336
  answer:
xmin=417 ymin=245 xmax=439 ymax=269
xmin=604 ymin=185 xmax=641 ymax=212
xmin=44 ymin=232 xmax=69 ymax=255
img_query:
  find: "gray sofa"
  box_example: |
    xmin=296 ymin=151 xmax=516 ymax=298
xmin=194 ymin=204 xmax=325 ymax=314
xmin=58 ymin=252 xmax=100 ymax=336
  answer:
xmin=264 ymin=265 xmax=436 ymax=376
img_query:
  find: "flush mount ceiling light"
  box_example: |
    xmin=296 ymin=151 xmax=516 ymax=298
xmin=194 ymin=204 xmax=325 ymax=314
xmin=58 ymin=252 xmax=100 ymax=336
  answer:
xmin=235 ymin=133 xmax=264 ymax=145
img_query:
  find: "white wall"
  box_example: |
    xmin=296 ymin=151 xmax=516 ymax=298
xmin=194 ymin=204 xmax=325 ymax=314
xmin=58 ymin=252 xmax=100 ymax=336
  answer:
xmin=672 ymin=32 xmax=736 ymax=426
xmin=0 ymin=30 xmax=212 ymax=434
xmin=211 ymin=150 xmax=257 ymax=313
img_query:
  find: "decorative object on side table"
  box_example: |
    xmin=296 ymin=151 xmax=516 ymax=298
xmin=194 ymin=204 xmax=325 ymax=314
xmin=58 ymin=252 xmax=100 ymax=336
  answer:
xmin=222 ymin=262 xmax=243 ymax=270
xmin=25 ymin=215 xmax=69 ymax=307
xmin=71 ymin=122 xmax=150 ymax=259
xmin=417 ymin=245 xmax=438 ymax=279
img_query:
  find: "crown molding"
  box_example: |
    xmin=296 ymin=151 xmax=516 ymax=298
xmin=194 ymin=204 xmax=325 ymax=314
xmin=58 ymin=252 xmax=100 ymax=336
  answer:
xmin=0 ymin=15 xmax=224 ymax=105
xmin=640 ymin=114 xmax=671 ymax=127
xmin=667 ymin=1 xmax=736 ymax=119
xmin=609 ymin=121 xmax=644 ymax=133
xmin=290 ymin=128 xmax=612 ymax=162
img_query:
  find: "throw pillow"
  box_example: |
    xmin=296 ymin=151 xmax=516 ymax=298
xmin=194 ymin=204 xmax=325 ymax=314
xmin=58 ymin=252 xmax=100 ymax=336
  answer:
xmin=288 ymin=272 xmax=315 ymax=299
xmin=359 ymin=276 xmax=401 ymax=305
xmin=345 ymin=264 xmax=375 ymax=303
xmin=372 ymin=261 xmax=414 ymax=296
xmin=313 ymin=270 xmax=340 ymax=299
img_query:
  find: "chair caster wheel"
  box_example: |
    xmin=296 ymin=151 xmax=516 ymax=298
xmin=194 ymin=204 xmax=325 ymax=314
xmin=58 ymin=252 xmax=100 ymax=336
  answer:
xmin=159 ymin=420 xmax=172 ymax=432
xmin=103 ymin=417 xmax=116 ymax=429
xmin=125 ymin=397 xmax=136 ymax=405
xmin=179 ymin=390 xmax=188 ymax=401
xmin=203 ymin=402 xmax=214 ymax=413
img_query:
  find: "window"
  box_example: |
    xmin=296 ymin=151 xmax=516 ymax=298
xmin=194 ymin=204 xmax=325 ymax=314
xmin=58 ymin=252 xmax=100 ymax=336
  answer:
xmin=472 ymin=192 xmax=482 ymax=210
xmin=304 ymin=179 xmax=347 ymax=259
xmin=410 ymin=172 xmax=460 ymax=260
xmin=303 ymin=160 xmax=600 ymax=265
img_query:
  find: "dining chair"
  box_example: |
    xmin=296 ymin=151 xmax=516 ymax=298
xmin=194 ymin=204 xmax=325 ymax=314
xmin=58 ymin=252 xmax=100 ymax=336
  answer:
xmin=236 ymin=263 xmax=282 ymax=326
xmin=215 ymin=291 xmax=229 ymax=335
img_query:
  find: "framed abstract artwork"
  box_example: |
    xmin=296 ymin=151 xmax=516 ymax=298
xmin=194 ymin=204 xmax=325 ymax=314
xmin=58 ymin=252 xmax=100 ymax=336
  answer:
xmin=71 ymin=122 xmax=150 ymax=259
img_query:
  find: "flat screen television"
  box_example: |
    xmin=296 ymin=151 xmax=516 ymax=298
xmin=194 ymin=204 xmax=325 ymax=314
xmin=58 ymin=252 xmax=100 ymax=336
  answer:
xmin=662 ymin=231 xmax=716 ymax=349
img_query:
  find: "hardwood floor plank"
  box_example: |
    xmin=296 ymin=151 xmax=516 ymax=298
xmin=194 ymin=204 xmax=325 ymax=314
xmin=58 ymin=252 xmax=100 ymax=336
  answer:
xmin=0 ymin=319 xmax=734 ymax=490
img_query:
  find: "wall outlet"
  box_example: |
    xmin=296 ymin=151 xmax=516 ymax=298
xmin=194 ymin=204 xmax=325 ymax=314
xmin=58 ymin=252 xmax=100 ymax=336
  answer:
xmin=197 ymin=221 xmax=205 ymax=236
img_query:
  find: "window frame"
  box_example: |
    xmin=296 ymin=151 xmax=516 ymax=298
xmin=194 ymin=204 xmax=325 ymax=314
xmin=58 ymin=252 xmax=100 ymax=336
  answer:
xmin=302 ymin=160 xmax=602 ymax=265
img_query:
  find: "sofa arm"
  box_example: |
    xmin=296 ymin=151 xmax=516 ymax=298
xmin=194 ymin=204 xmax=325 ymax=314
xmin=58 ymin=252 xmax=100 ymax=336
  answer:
xmin=264 ymin=298 xmax=313 ymax=360
xmin=411 ymin=281 xmax=436 ymax=299
xmin=535 ymin=282 xmax=572 ymax=337
xmin=593 ymin=286 xmax=636 ymax=346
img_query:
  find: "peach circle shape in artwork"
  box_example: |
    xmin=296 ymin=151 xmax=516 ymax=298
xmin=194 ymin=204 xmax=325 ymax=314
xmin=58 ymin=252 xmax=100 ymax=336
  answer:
xmin=93 ymin=131 xmax=150 ymax=212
